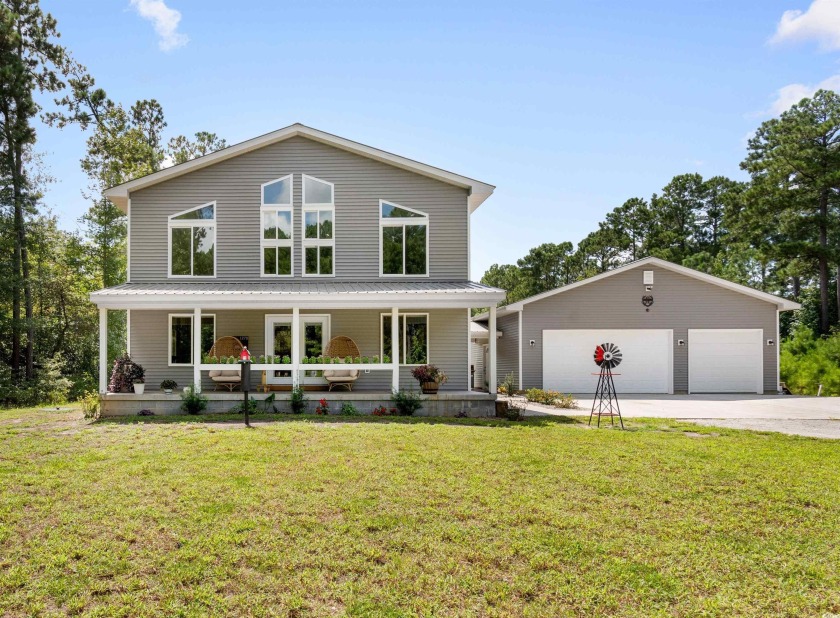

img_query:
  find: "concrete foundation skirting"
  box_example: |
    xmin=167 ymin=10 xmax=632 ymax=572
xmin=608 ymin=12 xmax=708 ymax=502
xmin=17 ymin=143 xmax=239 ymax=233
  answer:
xmin=100 ymin=391 xmax=497 ymax=418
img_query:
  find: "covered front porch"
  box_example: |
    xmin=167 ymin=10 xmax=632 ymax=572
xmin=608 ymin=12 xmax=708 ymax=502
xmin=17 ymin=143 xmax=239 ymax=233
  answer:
xmin=92 ymin=281 xmax=505 ymax=416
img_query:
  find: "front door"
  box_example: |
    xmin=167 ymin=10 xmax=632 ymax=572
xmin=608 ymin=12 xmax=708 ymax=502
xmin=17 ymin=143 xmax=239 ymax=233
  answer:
xmin=264 ymin=315 xmax=330 ymax=386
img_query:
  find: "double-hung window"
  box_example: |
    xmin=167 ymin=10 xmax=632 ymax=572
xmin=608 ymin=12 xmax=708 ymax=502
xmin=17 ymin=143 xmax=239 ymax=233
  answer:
xmin=302 ymin=175 xmax=334 ymax=276
xmin=381 ymin=313 xmax=429 ymax=365
xmin=261 ymin=175 xmax=293 ymax=277
xmin=380 ymin=201 xmax=428 ymax=276
xmin=169 ymin=314 xmax=216 ymax=366
xmin=169 ymin=202 xmax=216 ymax=277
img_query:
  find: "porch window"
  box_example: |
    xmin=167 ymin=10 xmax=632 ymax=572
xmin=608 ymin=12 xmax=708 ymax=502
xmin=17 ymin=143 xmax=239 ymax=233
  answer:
xmin=169 ymin=314 xmax=215 ymax=365
xmin=261 ymin=175 xmax=293 ymax=276
xmin=302 ymin=175 xmax=334 ymax=276
xmin=380 ymin=201 xmax=428 ymax=276
xmin=381 ymin=313 xmax=428 ymax=365
xmin=169 ymin=203 xmax=216 ymax=277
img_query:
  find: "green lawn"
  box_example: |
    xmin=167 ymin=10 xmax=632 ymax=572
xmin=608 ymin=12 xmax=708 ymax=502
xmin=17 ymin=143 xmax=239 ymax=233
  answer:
xmin=0 ymin=407 xmax=838 ymax=617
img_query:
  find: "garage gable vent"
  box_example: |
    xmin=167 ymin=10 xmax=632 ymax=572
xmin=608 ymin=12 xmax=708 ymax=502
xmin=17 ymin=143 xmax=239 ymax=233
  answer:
xmin=643 ymin=270 xmax=654 ymax=285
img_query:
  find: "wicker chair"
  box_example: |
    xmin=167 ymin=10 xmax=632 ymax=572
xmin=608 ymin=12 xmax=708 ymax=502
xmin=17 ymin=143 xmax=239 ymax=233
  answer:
xmin=207 ymin=336 xmax=244 ymax=391
xmin=323 ymin=336 xmax=361 ymax=391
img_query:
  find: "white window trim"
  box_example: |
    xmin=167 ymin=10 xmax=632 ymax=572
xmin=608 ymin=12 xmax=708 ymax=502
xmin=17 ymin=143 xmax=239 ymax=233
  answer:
xmin=302 ymin=174 xmax=335 ymax=278
xmin=168 ymin=313 xmax=216 ymax=367
xmin=379 ymin=312 xmax=430 ymax=366
xmin=260 ymin=175 xmax=294 ymax=278
xmin=378 ymin=200 xmax=430 ymax=277
xmin=167 ymin=201 xmax=217 ymax=279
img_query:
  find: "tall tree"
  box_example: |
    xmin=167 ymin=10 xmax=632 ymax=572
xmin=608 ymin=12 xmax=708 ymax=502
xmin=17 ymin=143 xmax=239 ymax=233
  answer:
xmin=0 ymin=0 xmax=65 ymax=380
xmin=647 ymin=173 xmax=704 ymax=264
xmin=742 ymin=89 xmax=840 ymax=335
xmin=516 ymin=242 xmax=577 ymax=297
xmin=167 ymin=131 xmax=227 ymax=165
xmin=603 ymin=197 xmax=652 ymax=262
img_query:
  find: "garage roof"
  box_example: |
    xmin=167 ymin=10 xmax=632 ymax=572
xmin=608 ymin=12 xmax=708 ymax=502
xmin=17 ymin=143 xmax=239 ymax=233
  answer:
xmin=476 ymin=257 xmax=801 ymax=318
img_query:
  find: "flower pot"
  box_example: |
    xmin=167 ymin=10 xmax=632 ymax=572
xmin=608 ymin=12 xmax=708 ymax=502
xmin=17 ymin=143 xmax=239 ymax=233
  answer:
xmin=133 ymin=383 xmax=145 ymax=395
xmin=164 ymin=389 xmax=173 ymax=395
xmin=420 ymin=381 xmax=439 ymax=394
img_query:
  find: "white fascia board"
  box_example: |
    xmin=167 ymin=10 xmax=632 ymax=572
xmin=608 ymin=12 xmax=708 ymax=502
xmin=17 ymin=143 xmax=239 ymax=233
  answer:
xmin=506 ymin=257 xmax=801 ymax=312
xmin=89 ymin=292 xmax=507 ymax=311
xmin=472 ymin=307 xmax=518 ymax=321
xmin=104 ymin=123 xmax=495 ymax=213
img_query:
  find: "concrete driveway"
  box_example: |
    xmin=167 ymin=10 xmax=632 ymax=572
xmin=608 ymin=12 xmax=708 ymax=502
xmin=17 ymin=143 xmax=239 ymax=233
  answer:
xmin=522 ymin=394 xmax=840 ymax=439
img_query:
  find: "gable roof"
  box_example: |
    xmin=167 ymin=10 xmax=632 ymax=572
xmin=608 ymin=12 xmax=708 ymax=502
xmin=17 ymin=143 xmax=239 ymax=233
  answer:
xmin=475 ymin=257 xmax=800 ymax=319
xmin=103 ymin=123 xmax=495 ymax=213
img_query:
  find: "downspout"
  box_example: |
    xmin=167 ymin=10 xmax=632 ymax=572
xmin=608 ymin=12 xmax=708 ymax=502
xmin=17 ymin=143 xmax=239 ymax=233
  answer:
xmin=518 ymin=308 xmax=523 ymax=392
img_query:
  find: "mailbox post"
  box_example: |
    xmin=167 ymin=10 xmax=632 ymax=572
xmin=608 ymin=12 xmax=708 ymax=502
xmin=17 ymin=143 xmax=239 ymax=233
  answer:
xmin=238 ymin=347 xmax=252 ymax=427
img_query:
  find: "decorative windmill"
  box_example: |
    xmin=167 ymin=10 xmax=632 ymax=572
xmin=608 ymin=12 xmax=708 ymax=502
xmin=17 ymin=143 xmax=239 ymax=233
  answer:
xmin=590 ymin=343 xmax=624 ymax=429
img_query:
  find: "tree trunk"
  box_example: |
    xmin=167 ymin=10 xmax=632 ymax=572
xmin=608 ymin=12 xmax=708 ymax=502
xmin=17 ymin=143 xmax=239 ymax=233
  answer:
xmin=13 ymin=142 xmax=34 ymax=379
xmin=818 ymin=191 xmax=830 ymax=336
xmin=837 ymin=264 xmax=840 ymax=327
xmin=792 ymin=275 xmax=801 ymax=302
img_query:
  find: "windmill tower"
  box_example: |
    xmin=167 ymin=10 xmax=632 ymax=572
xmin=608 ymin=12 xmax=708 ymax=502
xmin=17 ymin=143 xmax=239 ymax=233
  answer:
xmin=590 ymin=343 xmax=624 ymax=429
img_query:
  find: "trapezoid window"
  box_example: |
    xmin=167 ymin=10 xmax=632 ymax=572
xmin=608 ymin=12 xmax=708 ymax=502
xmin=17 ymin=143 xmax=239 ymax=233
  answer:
xmin=302 ymin=175 xmax=334 ymax=276
xmin=261 ymin=175 xmax=293 ymax=276
xmin=169 ymin=202 xmax=216 ymax=277
xmin=380 ymin=201 xmax=428 ymax=276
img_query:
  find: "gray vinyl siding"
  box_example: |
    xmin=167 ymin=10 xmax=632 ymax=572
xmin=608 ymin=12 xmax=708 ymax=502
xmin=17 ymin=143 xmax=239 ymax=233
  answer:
xmin=129 ymin=136 xmax=469 ymax=282
xmin=517 ymin=265 xmax=778 ymax=393
xmin=129 ymin=308 xmax=468 ymax=393
xmin=496 ymin=312 xmax=519 ymax=389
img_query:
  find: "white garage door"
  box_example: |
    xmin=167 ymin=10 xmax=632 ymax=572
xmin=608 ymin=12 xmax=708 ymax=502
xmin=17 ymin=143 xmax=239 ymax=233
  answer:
xmin=543 ymin=329 xmax=673 ymax=394
xmin=689 ymin=329 xmax=763 ymax=394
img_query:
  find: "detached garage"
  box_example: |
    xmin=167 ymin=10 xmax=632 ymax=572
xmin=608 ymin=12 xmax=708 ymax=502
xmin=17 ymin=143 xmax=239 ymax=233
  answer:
xmin=476 ymin=257 xmax=800 ymax=395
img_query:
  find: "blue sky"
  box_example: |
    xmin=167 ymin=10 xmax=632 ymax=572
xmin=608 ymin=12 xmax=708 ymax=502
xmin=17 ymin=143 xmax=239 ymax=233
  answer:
xmin=36 ymin=0 xmax=840 ymax=278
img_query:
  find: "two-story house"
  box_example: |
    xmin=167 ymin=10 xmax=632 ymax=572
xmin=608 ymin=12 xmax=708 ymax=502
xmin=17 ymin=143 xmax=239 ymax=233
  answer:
xmin=91 ymin=124 xmax=505 ymax=415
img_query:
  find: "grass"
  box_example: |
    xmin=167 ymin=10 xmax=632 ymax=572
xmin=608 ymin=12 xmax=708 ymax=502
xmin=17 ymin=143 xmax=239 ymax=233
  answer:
xmin=0 ymin=406 xmax=838 ymax=617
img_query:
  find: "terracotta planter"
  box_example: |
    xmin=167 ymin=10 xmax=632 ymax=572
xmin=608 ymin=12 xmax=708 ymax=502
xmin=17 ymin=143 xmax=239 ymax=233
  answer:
xmin=420 ymin=381 xmax=439 ymax=394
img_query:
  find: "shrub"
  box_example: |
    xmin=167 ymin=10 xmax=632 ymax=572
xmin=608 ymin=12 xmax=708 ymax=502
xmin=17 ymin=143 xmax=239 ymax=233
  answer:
xmin=290 ymin=386 xmax=308 ymax=414
xmin=315 ymin=398 xmax=330 ymax=415
xmin=34 ymin=356 xmax=72 ymax=404
xmin=180 ymin=385 xmax=208 ymax=415
xmin=230 ymin=396 xmax=258 ymax=414
xmin=781 ymin=327 xmax=840 ymax=396
xmin=525 ymin=388 xmax=562 ymax=405
xmin=500 ymin=398 xmax=525 ymax=421
xmin=79 ymin=391 xmax=100 ymax=420
xmin=553 ymin=393 xmax=578 ymax=409
xmin=261 ymin=392 xmax=279 ymax=413
xmin=391 ymin=389 xmax=423 ymax=416
xmin=499 ymin=372 xmax=516 ymax=395
xmin=340 ymin=402 xmax=359 ymax=416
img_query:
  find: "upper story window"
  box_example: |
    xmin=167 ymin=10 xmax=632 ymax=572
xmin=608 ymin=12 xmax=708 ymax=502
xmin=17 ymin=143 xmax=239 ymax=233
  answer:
xmin=261 ymin=175 xmax=293 ymax=277
xmin=379 ymin=201 xmax=428 ymax=276
xmin=169 ymin=202 xmax=215 ymax=277
xmin=302 ymin=175 xmax=334 ymax=276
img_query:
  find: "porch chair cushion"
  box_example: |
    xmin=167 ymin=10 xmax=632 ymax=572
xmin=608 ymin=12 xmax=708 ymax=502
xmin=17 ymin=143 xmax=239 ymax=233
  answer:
xmin=208 ymin=370 xmax=240 ymax=382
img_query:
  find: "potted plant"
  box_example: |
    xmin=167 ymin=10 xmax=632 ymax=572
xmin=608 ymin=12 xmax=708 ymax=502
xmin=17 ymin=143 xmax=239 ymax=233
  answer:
xmin=128 ymin=360 xmax=146 ymax=395
xmin=411 ymin=364 xmax=448 ymax=394
xmin=160 ymin=379 xmax=178 ymax=394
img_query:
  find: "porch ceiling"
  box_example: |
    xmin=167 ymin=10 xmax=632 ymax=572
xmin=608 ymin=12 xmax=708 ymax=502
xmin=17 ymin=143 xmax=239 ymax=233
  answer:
xmin=90 ymin=280 xmax=506 ymax=310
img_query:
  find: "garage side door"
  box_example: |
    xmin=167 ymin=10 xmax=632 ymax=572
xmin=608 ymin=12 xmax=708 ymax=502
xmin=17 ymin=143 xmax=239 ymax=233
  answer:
xmin=688 ymin=329 xmax=763 ymax=394
xmin=542 ymin=329 xmax=673 ymax=394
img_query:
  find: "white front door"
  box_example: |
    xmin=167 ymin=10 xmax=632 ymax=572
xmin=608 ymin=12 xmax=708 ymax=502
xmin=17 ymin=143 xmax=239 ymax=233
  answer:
xmin=542 ymin=329 xmax=673 ymax=394
xmin=264 ymin=315 xmax=330 ymax=385
xmin=688 ymin=329 xmax=763 ymax=394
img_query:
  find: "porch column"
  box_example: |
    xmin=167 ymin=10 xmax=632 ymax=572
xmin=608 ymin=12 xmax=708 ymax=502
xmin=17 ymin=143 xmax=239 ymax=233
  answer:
xmin=391 ymin=307 xmax=399 ymax=392
xmin=488 ymin=305 xmax=497 ymax=393
xmin=99 ymin=307 xmax=108 ymax=393
xmin=193 ymin=307 xmax=202 ymax=392
xmin=291 ymin=307 xmax=300 ymax=388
